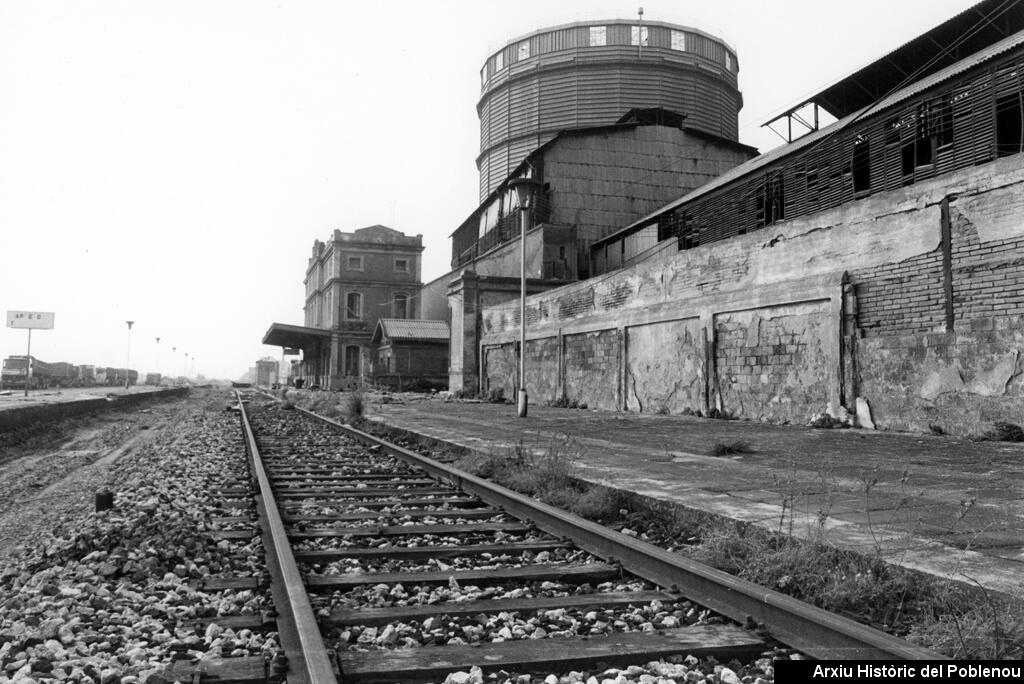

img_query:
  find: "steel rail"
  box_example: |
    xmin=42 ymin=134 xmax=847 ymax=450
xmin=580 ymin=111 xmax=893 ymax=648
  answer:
xmin=235 ymin=393 xmax=338 ymax=683
xmin=293 ymin=405 xmax=946 ymax=661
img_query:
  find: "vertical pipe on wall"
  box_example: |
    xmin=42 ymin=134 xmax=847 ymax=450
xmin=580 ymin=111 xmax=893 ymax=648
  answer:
xmin=940 ymin=197 xmax=955 ymax=332
xmin=618 ymin=326 xmax=627 ymax=411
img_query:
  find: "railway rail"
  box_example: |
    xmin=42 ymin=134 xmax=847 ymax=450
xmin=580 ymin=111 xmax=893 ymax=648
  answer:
xmin=228 ymin=390 xmax=942 ymax=683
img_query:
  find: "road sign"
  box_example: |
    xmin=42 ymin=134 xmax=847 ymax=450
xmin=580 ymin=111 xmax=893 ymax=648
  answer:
xmin=6 ymin=311 xmax=55 ymax=330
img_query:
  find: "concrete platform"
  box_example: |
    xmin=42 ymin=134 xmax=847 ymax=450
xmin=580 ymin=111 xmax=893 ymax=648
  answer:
xmin=365 ymin=396 xmax=1024 ymax=596
xmin=0 ymin=385 xmax=184 ymax=407
xmin=0 ymin=386 xmax=188 ymax=432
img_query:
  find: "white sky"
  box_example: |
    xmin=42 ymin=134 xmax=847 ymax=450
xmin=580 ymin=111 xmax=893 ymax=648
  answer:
xmin=0 ymin=0 xmax=978 ymax=380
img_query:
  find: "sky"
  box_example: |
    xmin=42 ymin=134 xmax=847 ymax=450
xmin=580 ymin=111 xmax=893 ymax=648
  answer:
xmin=0 ymin=0 xmax=980 ymax=381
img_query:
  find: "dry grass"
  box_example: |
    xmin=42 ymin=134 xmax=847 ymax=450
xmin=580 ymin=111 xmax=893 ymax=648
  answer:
xmin=360 ymin=421 xmax=1024 ymax=659
xmin=709 ymin=440 xmax=755 ymax=457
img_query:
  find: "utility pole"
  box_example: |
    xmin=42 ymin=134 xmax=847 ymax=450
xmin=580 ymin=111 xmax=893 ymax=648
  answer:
xmin=125 ymin=321 xmax=134 ymax=390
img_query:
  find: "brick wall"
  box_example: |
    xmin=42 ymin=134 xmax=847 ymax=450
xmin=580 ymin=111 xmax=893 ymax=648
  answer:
xmin=714 ymin=304 xmax=831 ymax=423
xmin=851 ymin=250 xmax=945 ymax=337
xmin=564 ymin=330 xmax=619 ymax=410
xmin=482 ymin=337 xmax=562 ymax=405
xmin=853 ymin=186 xmax=1024 ymax=433
xmin=951 ymin=222 xmax=1024 ymax=323
xmin=479 ymin=156 xmax=1024 ymax=434
xmin=525 ymin=337 xmax=560 ymax=405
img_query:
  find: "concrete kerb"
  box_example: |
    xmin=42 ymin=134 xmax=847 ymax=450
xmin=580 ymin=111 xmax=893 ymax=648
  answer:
xmin=0 ymin=387 xmax=190 ymax=435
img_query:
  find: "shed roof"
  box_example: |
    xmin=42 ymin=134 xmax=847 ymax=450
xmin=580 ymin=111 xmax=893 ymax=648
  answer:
xmin=765 ymin=0 xmax=1024 ymax=125
xmin=372 ymin=319 xmax=450 ymax=344
xmin=592 ymin=26 xmax=1024 ymax=251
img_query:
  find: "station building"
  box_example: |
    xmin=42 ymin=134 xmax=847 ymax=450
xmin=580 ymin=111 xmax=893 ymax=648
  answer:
xmin=478 ymin=0 xmax=1024 ymax=434
xmin=263 ymin=225 xmax=446 ymax=390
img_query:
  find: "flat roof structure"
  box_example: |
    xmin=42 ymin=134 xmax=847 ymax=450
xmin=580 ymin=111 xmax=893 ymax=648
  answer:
xmin=262 ymin=322 xmax=332 ymax=350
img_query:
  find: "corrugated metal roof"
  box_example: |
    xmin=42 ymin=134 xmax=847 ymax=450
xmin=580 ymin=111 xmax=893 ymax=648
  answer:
xmin=594 ymin=27 xmax=1024 ymax=250
xmin=374 ymin=319 xmax=450 ymax=343
xmin=765 ymin=0 xmax=1024 ymax=123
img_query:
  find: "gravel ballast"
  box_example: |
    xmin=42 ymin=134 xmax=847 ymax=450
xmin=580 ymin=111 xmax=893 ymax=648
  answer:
xmin=0 ymin=390 xmax=279 ymax=683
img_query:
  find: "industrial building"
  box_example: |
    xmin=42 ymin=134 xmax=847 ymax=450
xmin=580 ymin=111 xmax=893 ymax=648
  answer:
xmin=433 ymin=18 xmax=754 ymax=393
xmin=479 ymin=0 xmax=1024 ymax=435
xmin=476 ymin=19 xmax=742 ymax=200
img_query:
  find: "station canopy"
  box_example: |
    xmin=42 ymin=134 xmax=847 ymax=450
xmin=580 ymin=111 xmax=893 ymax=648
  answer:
xmin=262 ymin=323 xmax=332 ymax=352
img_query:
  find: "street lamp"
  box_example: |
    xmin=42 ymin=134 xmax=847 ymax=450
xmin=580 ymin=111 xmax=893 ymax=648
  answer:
xmin=507 ymin=176 xmax=542 ymax=418
xmin=155 ymin=337 xmax=161 ymax=383
xmin=125 ymin=321 xmax=134 ymax=390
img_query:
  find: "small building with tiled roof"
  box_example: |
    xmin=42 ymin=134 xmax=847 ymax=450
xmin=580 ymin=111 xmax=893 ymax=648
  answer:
xmin=370 ymin=319 xmax=449 ymax=390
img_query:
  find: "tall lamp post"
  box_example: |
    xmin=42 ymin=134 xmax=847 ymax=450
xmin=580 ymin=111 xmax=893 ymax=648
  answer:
xmin=125 ymin=321 xmax=134 ymax=390
xmin=155 ymin=337 xmax=161 ymax=383
xmin=508 ymin=177 xmax=542 ymax=418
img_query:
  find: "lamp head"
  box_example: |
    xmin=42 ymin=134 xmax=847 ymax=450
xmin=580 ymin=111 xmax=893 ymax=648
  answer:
xmin=507 ymin=177 xmax=542 ymax=210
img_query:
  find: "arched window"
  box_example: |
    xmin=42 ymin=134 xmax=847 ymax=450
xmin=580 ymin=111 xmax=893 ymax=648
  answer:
xmin=393 ymin=292 xmax=410 ymax=319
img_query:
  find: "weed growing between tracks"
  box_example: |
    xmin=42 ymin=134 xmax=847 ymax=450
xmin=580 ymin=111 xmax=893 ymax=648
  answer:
xmin=458 ymin=439 xmax=628 ymax=520
xmin=449 ymin=442 xmax=1024 ymax=660
xmin=281 ymin=388 xmax=364 ymax=423
xmin=280 ymin=393 xmax=1024 ymax=659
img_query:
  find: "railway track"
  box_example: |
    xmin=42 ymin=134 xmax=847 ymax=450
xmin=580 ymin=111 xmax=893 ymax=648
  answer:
xmin=225 ymin=390 xmax=942 ymax=683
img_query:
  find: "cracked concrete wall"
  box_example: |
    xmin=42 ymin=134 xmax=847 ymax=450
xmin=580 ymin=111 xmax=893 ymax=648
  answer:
xmin=858 ymin=321 xmax=1024 ymax=434
xmin=714 ymin=303 xmax=831 ymax=423
xmin=850 ymin=167 xmax=1024 ymax=432
xmin=478 ymin=156 xmax=1024 ymax=434
xmin=625 ymin=318 xmax=703 ymax=414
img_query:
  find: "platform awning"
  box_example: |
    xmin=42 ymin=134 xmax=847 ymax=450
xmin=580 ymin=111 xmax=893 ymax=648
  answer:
xmin=262 ymin=323 xmax=333 ymax=350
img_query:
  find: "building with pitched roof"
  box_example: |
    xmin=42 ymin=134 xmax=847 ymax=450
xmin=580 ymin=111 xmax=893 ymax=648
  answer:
xmin=475 ymin=0 xmax=1024 ymax=434
xmin=370 ymin=319 xmax=449 ymax=389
